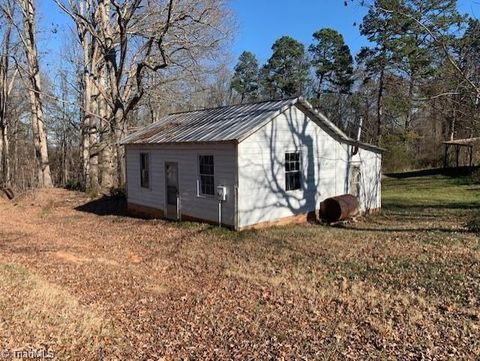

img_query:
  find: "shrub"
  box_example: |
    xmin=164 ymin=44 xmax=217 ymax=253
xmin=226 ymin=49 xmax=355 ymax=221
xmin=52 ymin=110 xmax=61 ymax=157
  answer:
xmin=468 ymin=168 xmax=480 ymax=184
xmin=110 ymin=187 xmax=126 ymax=199
xmin=65 ymin=179 xmax=82 ymax=191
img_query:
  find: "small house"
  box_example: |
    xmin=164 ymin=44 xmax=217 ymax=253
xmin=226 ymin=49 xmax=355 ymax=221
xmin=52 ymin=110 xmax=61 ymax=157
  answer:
xmin=121 ymin=97 xmax=383 ymax=230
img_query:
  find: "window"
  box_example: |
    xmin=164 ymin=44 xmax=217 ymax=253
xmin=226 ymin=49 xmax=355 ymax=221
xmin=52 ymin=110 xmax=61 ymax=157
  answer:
xmin=350 ymin=165 xmax=361 ymax=197
xmin=285 ymin=152 xmax=301 ymax=191
xmin=140 ymin=153 xmax=150 ymax=188
xmin=199 ymin=155 xmax=214 ymax=196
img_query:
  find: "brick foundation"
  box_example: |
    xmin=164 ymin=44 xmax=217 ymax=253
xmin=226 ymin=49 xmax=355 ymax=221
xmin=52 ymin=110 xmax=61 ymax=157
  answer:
xmin=239 ymin=211 xmax=318 ymax=231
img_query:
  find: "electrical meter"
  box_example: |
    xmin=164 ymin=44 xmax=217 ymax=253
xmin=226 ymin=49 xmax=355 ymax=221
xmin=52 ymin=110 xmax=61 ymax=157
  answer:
xmin=216 ymin=185 xmax=227 ymax=201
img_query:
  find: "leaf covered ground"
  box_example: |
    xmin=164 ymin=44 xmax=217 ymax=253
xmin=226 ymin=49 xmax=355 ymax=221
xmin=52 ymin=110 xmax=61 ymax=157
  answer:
xmin=0 ymin=175 xmax=479 ymax=360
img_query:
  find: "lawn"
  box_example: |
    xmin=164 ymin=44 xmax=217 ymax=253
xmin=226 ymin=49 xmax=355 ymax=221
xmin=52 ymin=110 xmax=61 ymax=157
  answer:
xmin=0 ymin=176 xmax=478 ymax=360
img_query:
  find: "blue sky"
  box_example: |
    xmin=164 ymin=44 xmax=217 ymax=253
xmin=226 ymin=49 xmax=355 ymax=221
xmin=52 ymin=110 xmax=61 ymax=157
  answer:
xmin=230 ymin=0 xmax=480 ymax=64
xmin=38 ymin=0 xmax=480 ymax=72
xmin=230 ymin=0 xmax=371 ymax=63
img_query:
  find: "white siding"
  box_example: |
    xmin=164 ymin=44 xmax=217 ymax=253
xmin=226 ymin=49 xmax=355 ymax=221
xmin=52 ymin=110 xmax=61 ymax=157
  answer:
xmin=237 ymin=105 xmax=382 ymax=228
xmin=125 ymin=143 xmax=237 ymax=227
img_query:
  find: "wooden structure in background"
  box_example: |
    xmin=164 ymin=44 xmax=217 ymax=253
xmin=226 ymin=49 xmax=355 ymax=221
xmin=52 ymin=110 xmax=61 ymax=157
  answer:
xmin=443 ymin=138 xmax=479 ymax=168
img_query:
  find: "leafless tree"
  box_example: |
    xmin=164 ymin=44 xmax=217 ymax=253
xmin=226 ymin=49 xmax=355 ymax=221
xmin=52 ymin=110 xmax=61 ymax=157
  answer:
xmin=2 ymin=0 xmax=54 ymax=187
xmin=55 ymin=0 xmax=232 ymax=191
xmin=0 ymin=0 xmax=18 ymax=187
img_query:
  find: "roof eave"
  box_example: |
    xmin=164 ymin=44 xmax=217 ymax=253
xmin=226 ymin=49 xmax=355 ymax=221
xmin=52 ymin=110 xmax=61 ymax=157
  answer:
xmin=295 ymin=98 xmax=386 ymax=154
xmin=122 ymin=139 xmax=238 ymax=146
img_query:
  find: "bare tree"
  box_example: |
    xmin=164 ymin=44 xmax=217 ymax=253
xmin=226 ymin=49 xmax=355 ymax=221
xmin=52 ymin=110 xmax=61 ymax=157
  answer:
xmin=55 ymin=0 xmax=231 ymax=191
xmin=11 ymin=0 xmax=53 ymax=187
xmin=0 ymin=0 xmax=18 ymax=186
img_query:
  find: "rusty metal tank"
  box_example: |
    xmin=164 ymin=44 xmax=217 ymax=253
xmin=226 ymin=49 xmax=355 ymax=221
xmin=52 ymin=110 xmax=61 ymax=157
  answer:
xmin=320 ymin=194 xmax=359 ymax=223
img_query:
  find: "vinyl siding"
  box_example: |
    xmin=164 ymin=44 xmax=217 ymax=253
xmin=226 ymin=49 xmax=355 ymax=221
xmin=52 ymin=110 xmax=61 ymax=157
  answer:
xmin=237 ymin=105 xmax=382 ymax=228
xmin=125 ymin=143 xmax=236 ymax=227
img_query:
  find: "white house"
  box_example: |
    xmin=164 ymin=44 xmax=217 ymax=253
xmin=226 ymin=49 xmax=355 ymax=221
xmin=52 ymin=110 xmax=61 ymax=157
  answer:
xmin=121 ymin=97 xmax=383 ymax=230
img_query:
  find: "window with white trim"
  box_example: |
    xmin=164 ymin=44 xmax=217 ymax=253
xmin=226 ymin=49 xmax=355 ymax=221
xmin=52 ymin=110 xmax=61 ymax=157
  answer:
xmin=350 ymin=165 xmax=361 ymax=197
xmin=140 ymin=153 xmax=150 ymax=188
xmin=285 ymin=152 xmax=301 ymax=191
xmin=199 ymin=155 xmax=214 ymax=196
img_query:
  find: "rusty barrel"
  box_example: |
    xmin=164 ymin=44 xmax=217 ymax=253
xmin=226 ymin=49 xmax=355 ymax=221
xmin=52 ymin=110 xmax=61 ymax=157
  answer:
xmin=320 ymin=194 xmax=359 ymax=223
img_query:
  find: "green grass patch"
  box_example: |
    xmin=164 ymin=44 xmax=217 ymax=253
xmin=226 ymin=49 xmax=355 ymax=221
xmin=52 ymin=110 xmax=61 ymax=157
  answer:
xmin=383 ymin=175 xmax=480 ymax=210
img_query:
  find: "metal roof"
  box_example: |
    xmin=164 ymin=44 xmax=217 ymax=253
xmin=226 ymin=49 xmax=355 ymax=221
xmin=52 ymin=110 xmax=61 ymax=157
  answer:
xmin=121 ymin=97 xmax=384 ymax=153
xmin=443 ymin=137 xmax=480 ymax=146
xmin=121 ymin=98 xmax=296 ymax=145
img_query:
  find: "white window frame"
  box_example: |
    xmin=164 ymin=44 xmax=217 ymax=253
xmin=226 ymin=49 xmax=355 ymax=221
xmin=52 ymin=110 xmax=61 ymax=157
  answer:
xmin=285 ymin=150 xmax=302 ymax=192
xmin=350 ymin=164 xmax=362 ymax=197
xmin=197 ymin=154 xmax=215 ymax=197
xmin=140 ymin=152 xmax=150 ymax=189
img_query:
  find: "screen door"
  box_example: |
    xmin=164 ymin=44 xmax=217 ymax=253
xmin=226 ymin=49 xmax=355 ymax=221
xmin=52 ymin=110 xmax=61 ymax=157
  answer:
xmin=165 ymin=162 xmax=178 ymax=220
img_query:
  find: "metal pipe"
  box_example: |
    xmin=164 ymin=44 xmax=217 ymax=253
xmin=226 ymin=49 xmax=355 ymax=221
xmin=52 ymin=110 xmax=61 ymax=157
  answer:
xmin=218 ymin=201 xmax=222 ymax=227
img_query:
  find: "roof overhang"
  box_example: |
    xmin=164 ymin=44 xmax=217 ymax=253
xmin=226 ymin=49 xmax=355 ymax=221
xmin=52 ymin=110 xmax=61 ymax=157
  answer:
xmin=295 ymin=98 xmax=386 ymax=154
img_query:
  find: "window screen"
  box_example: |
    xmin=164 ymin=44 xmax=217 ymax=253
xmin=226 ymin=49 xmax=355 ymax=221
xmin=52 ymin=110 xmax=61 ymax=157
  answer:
xmin=285 ymin=152 xmax=301 ymax=191
xmin=350 ymin=165 xmax=361 ymax=197
xmin=199 ymin=155 xmax=214 ymax=195
xmin=140 ymin=153 xmax=149 ymax=188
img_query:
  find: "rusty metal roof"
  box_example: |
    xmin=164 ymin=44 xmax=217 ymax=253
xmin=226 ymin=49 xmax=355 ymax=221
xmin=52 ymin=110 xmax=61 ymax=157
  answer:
xmin=120 ymin=97 xmax=384 ymax=153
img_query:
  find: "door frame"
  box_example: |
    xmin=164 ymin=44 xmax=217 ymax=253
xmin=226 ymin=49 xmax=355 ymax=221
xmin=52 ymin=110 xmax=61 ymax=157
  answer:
xmin=164 ymin=161 xmax=179 ymax=220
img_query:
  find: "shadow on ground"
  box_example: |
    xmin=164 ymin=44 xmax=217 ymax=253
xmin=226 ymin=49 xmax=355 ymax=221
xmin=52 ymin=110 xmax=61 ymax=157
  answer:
xmin=385 ymin=166 xmax=479 ymax=179
xmin=342 ymin=225 xmax=473 ymax=234
xmin=75 ymin=196 xmax=127 ymax=216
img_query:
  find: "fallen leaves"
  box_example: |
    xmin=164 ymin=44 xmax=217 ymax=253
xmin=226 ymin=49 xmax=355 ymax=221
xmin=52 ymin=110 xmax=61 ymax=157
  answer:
xmin=0 ymin=186 xmax=478 ymax=359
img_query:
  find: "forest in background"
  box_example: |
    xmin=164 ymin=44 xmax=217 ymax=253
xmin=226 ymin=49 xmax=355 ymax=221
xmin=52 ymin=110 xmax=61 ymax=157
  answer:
xmin=0 ymin=0 xmax=478 ymax=194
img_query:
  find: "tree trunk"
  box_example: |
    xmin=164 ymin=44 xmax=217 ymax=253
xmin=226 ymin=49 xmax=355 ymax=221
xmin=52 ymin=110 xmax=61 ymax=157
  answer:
xmin=61 ymin=122 xmax=67 ymax=185
xmin=88 ymin=78 xmax=99 ymax=192
xmin=21 ymin=0 xmax=53 ymax=188
xmin=81 ymin=71 xmax=91 ymax=188
xmin=405 ymin=75 xmax=415 ymax=131
xmin=99 ymin=84 xmax=115 ymax=190
xmin=0 ymin=125 xmax=10 ymax=186
xmin=0 ymin=20 xmax=11 ymax=187
xmin=11 ymin=115 xmax=17 ymax=185
xmin=449 ymin=116 xmax=456 ymax=141
xmin=114 ymin=110 xmax=126 ymax=187
xmin=100 ymin=128 xmax=115 ymax=190
xmin=76 ymin=0 xmax=101 ymax=193
xmin=376 ymin=67 xmax=385 ymax=144
xmin=97 ymin=0 xmax=117 ymax=191
xmin=0 ymin=129 xmax=3 ymax=184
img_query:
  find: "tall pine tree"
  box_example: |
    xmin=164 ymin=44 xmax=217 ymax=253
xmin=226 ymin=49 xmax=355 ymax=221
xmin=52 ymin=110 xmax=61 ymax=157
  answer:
xmin=309 ymin=28 xmax=354 ymax=96
xmin=231 ymin=51 xmax=259 ymax=103
xmin=261 ymin=36 xmax=309 ymax=98
xmin=361 ymin=0 xmax=463 ymax=132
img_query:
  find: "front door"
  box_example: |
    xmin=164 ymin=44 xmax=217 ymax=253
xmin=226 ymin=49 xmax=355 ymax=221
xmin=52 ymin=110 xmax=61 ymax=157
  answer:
xmin=165 ymin=162 xmax=179 ymax=220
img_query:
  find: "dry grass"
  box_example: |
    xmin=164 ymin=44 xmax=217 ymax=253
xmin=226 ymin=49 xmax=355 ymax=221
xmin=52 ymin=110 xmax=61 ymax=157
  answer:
xmin=0 ymin=177 xmax=478 ymax=359
xmin=0 ymin=263 xmax=120 ymax=360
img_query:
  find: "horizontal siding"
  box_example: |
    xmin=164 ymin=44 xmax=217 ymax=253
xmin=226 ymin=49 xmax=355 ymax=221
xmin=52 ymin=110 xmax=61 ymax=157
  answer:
xmin=354 ymin=148 xmax=382 ymax=210
xmin=238 ymin=105 xmax=382 ymax=227
xmin=126 ymin=143 xmax=236 ymax=226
